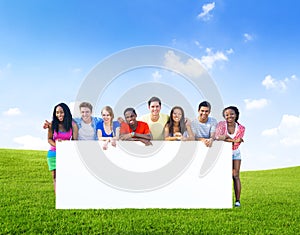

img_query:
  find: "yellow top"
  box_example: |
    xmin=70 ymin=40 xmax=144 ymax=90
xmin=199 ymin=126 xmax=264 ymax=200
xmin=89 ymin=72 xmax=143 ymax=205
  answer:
xmin=139 ymin=113 xmax=169 ymax=140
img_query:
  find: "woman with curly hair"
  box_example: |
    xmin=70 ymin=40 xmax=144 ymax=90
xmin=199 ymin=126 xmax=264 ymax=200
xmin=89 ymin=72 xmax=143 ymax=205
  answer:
xmin=215 ymin=106 xmax=245 ymax=207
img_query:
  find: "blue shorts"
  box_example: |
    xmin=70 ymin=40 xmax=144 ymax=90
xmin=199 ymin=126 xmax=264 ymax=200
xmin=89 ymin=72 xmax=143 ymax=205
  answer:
xmin=232 ymin=149 xmax=241 ymax=160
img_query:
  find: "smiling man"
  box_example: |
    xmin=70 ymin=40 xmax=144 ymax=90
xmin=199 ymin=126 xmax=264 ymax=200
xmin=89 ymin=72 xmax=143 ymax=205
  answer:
xmin=139 ymin=97 xmax=169 ymax=140
xmin=191 ymin=101 xmax=217 ymax=147
xmin=75 ymin=102 xmax=103 ymax=140
xmin=120 ymin=107 xmax=153 ymax=146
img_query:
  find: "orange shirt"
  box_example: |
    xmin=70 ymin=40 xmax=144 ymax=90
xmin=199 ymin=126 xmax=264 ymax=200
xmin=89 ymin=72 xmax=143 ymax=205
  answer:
xmin=120 ymin=121 xmax=151 ymax=135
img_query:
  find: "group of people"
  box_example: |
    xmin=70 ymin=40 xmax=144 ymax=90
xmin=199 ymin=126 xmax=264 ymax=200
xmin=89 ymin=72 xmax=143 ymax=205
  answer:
xmin=44 ymin=97 xmax=245 ymax=207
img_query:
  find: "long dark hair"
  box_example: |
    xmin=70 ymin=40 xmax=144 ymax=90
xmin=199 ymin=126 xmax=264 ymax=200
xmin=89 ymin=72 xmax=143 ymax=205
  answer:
xmin=51 ymin=103 xmax=73 ymax=134
xmin=166 ymin=106 xmax=186 ymax=136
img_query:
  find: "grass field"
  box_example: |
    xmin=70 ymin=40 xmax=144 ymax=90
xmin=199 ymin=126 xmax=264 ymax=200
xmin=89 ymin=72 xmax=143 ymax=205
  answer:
xmin=0 ymin=148 xmax=299 ymax=234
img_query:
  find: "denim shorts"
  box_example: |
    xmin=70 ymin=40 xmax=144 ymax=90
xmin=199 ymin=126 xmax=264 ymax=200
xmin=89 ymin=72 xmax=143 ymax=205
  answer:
xmin=232 ymin=149 xmax=241 ymax=160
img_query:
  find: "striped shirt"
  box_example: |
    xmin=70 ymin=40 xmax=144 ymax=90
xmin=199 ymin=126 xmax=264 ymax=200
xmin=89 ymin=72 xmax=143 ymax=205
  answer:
xmin=191 ymin=117 xmax=217 ymax=139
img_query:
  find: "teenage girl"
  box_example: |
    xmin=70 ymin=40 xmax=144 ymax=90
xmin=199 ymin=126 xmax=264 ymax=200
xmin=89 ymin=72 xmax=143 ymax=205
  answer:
xmin=47 ymin=103 xmax=78 ymax=193
xmin=215 ymin=106 xmax=245 ymax=207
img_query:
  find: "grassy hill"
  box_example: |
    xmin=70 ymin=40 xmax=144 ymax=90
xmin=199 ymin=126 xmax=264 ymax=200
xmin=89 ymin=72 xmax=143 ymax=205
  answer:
xmin=0 ymin=148 xmax=299 ymax=234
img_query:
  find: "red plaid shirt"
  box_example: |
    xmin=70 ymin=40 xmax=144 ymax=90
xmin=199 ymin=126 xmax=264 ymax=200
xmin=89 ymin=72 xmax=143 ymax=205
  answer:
xmin=215 ymin=121 xmax=245 ymax=150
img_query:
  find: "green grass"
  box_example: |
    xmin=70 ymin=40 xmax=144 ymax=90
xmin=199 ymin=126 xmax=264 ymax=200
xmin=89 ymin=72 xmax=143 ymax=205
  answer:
xmin=0 ymin=148 xmax=299 ymax=234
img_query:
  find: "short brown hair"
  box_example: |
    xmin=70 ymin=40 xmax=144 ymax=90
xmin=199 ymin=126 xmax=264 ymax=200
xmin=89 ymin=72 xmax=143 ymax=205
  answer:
xmin=79 ymin=102 xmax=93 ymax=112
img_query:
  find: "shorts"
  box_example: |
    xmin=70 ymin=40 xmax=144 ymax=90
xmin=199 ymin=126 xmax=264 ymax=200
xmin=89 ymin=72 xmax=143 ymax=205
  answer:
xmin=232 ymin=149 xmax=241 ymax=160
xmin=47 ymin=150 xmax=56 ymax=171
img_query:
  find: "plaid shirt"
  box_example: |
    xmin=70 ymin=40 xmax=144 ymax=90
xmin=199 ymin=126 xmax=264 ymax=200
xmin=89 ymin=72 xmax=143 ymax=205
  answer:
xmin=215 ymin=121 xmax=245 ymax=150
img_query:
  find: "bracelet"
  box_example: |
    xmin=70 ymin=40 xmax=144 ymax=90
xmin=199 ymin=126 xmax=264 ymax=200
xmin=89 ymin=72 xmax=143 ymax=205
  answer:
xmin=131 ymin=132 xmax=135 ymax=137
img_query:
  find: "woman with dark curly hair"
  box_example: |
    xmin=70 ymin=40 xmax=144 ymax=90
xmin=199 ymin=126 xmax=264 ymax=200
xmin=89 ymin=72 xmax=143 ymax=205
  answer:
xmin=215 ymin=106 xmax=245 ymax=207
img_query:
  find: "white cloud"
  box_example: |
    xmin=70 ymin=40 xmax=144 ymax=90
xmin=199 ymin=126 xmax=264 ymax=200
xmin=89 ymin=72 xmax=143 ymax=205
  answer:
xmin=278 ymin=114 xmax=300 ymax=135
xmin=197 ymin=2 xmax=215 ymax=21
xmin=291 ymin=74 xmax=297 ymax=80
xmin=262 ymin=74 xmax=297 ymax=92
xmin=226 ymin=48 xmax=234 ymax=54
xmin=243 ymin=33 xmax=253 ymax=42
xmin=164 ymin=50 xmax=205 ymax=78
xmin=262 ymin=75 xmax=275 ymax=89
xmin=261 ymin=114 xmax=300 ymax=147
xmin=279 ymin=115 xmax=300 ymax=147
xmin=261 ymin=128 xmax=278 ymax=137
xmin=13 ymin=135 xmax=48 ymax=150
xmin=199 ymin=48 xmax=229 ymax=70
xmin=262 ymin=75 xmax=286 ymax=91
xmin=280 ymin=138 xmax=300 ymax=147
xmin=152 ymin=71 xmax=162 ymax=81
xmin=194 ymin=40 xmax=203 ymax=49
xmin=3 ymin=107 xmax=21 ymax=116
xmin=244 ymin=98 xmax=268 ymax=110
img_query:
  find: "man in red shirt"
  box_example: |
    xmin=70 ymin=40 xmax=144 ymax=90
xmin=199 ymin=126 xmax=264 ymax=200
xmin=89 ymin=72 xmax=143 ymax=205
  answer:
xmin=120 ymin=107 xmax=153 ymax=146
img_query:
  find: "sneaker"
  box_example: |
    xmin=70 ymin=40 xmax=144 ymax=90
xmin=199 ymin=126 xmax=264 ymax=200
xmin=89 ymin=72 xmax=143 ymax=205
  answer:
xmin=234 ymin=201 xmax=241 ymax=207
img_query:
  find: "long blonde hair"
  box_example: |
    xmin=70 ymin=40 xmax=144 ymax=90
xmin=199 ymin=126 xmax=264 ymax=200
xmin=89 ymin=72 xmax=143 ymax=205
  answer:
xmin=101 ymin=106 xmax=114 ymax=126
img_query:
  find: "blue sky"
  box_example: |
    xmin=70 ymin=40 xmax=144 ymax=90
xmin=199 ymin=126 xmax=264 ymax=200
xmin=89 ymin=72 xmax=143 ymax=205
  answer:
xmin=1 ymin=0 xmax=300 ymax=170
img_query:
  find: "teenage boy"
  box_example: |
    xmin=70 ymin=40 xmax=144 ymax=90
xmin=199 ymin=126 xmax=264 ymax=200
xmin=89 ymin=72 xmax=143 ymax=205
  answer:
xmin=191 ymin=101 xmax=217 ymax=147
xmin=140 ymin=96 xmax=169 ymax=140
xmin=120 ymin=107 xmax=152 ymax=146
